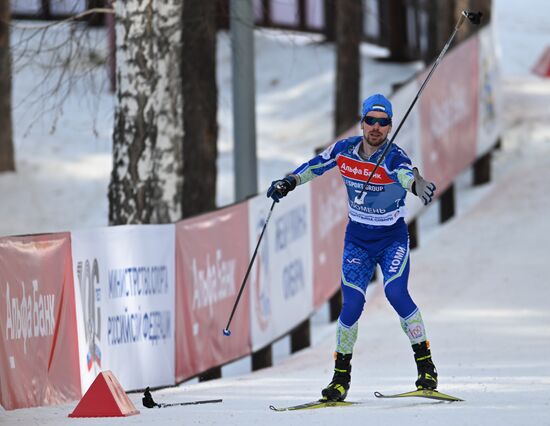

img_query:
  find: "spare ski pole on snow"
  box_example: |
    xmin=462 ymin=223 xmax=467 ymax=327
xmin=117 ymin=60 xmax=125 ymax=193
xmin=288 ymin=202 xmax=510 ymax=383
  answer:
xmin=223 ymin=199 xmax=277 ymax=336
xmin=354 ymin=10 xmax=483 ymax=204
xmin=142 ymin=387 xmax=222 ymax=409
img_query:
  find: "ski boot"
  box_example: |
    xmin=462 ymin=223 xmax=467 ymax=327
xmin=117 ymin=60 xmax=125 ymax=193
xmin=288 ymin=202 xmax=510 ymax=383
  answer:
xmin=321 ymin=352 xmax=352 ymax=401
xmin=413 ymin=340 xmax=438 ymax=390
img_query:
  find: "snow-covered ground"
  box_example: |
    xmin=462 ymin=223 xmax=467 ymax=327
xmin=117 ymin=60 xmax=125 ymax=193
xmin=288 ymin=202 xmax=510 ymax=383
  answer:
xmin=2 ymin=104 xmax=550 ymax=426
xmin=2 ymin=0 xmax=550 ymax=424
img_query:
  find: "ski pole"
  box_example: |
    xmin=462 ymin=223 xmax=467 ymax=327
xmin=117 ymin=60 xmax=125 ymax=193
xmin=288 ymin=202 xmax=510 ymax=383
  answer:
xmin=142 ymin=387 xmax=223 ymax=408
xmin=354 ymin=10 xmax=482 ymax=203
xmin=223 ymin=199 xmax=277 ymax=336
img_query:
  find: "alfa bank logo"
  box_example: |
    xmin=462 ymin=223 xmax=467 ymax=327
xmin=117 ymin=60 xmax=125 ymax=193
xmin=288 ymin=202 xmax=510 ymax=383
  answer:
xmin=4 ymin=280 xmax=55 ymax=354
xmin=339 ymin=162 xmax=382 ymax=180
xmin=191 ymin=249 xmax=237 ymax=317
xmin=337 ymin=157 xmax=393 ymax=184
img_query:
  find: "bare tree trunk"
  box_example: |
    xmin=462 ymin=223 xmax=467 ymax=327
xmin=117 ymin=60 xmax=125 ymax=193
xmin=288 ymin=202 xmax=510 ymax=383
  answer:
xmin=108 ymin=0 xmax=184 ymax=225
xmin=323 ymin=0 xmax=336 ymax=42
xmin=385 ymin=0 xmax=411 ymax=62
xmin=0 ymin=0 xmax=15 ymax=172
xmin=434 ymin=0 xmax=455 ymax=52
xmin=181 ymin=0 xmax=217 ymax=218
xmin=334 ymin=0 xmax=362 ymax=137
xmin=422 ymin=0 xmax=455 ymax=63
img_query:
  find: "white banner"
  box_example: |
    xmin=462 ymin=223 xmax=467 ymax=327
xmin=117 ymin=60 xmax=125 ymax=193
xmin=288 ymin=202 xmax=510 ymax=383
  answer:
xmin=477 ymin=25 xmax=502 ymax=156
xmin=248 ymin=186 xmax=314 ymax=351
xmin=390 ymin=80 xmax=425 ymax=219
xmin=71 ymin=225 xmax=175 ymax=394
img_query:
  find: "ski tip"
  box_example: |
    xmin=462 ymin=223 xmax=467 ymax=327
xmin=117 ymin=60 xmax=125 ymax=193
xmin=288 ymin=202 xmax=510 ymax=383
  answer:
xmin=269 ymin=405 xmax=287 ymax=411
xmin=374 ymin=389 xmax=464 ymax=402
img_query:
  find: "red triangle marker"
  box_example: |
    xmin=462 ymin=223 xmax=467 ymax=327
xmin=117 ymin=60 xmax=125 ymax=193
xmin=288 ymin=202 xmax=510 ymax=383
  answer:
xmin=533 ymin=46 xmax=550 ymax=77
xmin=69 ymin=371 xmax=139 ymax=417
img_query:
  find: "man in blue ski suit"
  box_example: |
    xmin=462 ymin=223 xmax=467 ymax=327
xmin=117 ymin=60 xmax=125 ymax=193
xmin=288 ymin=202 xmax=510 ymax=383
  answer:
xmin=267 ymin=94 xmax=438 ymax=401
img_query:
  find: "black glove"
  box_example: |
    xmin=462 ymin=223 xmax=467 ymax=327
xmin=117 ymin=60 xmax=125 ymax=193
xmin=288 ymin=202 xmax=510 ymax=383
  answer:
xmin=266 ymin=175 xmax=297 ymax=202
xmin=412 ymin=167 xmax=436 ymax=206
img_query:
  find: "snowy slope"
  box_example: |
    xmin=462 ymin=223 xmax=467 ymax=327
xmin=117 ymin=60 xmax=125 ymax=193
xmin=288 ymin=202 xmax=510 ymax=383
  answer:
xmin=2 ymin=111 xmax=549 ymax=425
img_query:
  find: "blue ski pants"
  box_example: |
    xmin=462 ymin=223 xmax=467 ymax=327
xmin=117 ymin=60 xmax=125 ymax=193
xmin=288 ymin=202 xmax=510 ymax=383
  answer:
xmin=340 ymin=218 xmax=417 ymax=327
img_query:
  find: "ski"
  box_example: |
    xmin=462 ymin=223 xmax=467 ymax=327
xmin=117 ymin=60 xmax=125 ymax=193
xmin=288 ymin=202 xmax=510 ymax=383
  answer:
xmin=269 ymin=399 xmax=361 ymax=412
xmin=374 ymin=389 xmax=463 ymax=402
xmin=142 ymin=387 xmax=223 ymax=409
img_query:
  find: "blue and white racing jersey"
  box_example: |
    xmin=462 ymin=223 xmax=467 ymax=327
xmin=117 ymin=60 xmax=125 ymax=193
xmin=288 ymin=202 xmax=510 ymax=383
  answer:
xmin=292 ymin=136 xmax=415 ymax=227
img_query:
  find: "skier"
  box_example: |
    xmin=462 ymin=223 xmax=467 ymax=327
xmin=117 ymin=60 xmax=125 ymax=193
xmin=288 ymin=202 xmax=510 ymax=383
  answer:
xmin=267 ymin=94 xmax=438 ymax=401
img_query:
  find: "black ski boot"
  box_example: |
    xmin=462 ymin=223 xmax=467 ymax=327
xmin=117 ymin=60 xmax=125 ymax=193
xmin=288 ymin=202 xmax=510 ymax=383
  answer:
xmin=321 ymin=352 xmax=352 ymax=401
xmin=413 ymin=341 xmax=438 ymax=390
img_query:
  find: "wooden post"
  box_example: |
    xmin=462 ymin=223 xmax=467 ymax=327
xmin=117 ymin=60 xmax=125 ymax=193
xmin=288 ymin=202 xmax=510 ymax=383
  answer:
xmin=298 ymin=0 xmax=306 ymax=31
xmin=433 ymin=0 xmax=454 ymax=58
xmin=262 ymin=0 xmax=271 ymax=26
xmin=40 ymin=0 xmax=51 ymax=19
xmin=408 ymin=218 xmax=418 ymax=249
xmin=323 ymin=0 xmax=336 ymax=41
xmin=198 ymin=366 xmax=222 ymax=382
xmin=290 ymin=319 xmax=311 ymax=353
xmin=334 ymin=0 xmax=362 ymax=136
xmin=439 ymin=184 xmax=455 ymax=223
xmin=385 ymin=0 xmax=411 ymax=61
xmin=425 ymin=0 xmax=438 ymax=63
xmin=252 ymin=345 xmax=272 ymax=371
xmin=0 ymin=0 xmax=15 ymax=172
xmin=329 ymin=288 xmax=342 ymax=322
xmin=217 ymin=0 xmax=230 ymax=30
xmin=473 ymin=151 xmax=491 ymax=186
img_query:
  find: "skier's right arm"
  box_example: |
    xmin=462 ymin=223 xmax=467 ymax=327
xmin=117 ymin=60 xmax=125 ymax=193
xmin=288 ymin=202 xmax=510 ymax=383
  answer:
xmin=267 ymin=139 xmax=347 ymax=202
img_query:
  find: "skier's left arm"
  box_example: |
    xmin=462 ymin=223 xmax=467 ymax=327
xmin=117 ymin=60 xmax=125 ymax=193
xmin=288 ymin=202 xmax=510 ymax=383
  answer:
xmin=390 ymin=151 xmax=437 ymax=206
xmin=411 ymin=167 xmax=437 ymax=206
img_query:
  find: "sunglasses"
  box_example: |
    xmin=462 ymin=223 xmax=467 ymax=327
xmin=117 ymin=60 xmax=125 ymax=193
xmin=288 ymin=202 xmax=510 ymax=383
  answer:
xmin=363 ymin=116 xmax=392 ymax=127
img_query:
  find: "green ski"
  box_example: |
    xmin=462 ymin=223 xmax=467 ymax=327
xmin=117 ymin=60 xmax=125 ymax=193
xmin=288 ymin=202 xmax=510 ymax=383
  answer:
xmin=374 ymin=389 xmax=463 ymax=402
xmin=269 ymin=399 xmax=361 ymax=411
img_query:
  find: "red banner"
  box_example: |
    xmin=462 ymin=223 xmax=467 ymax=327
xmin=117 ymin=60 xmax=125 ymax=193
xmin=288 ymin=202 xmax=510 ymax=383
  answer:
xmin=419 ymin=35 xmax=479 ymax=192
xmin=0 ymin=233 xmax=81 ymax=410
xmin=310 ymin=169 xmax=348 ymax=308
xmin=175 ymin=203 xmax=251 ymax=382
